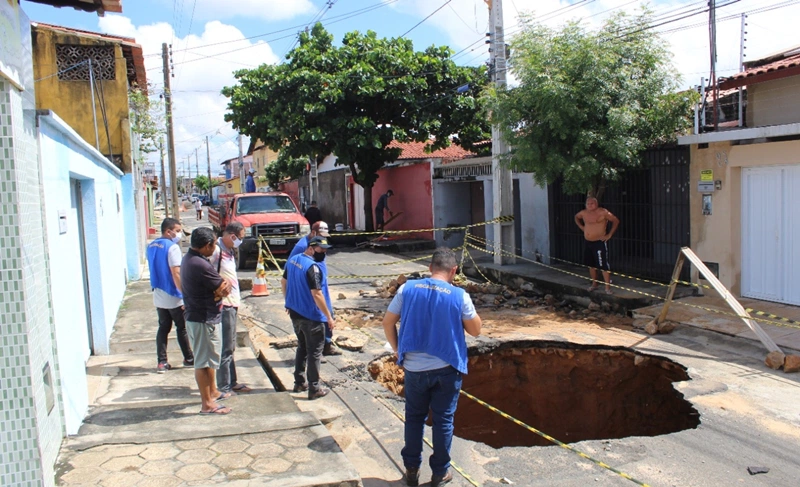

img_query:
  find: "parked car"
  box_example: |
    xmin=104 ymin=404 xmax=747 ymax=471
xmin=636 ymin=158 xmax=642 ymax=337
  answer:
xmin=208 ymin=192 xmax=310 ymax=270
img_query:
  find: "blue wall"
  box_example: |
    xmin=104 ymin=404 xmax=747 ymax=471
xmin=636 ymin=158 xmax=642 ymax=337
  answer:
xmin=121 ymin=173 xmax=141 ymax=280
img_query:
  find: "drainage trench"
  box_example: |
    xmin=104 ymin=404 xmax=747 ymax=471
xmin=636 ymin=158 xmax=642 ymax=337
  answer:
xmin=369 ymin=341 xmax=700 ymax=449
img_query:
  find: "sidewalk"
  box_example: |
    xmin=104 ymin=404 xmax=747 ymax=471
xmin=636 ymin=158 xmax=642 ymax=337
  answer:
xmin=55 ymin=280 xmax=359 ymax=487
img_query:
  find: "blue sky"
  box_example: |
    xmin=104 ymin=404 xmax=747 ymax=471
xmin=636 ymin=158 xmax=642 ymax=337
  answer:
xmin=22 ymin=0 xmax=800 ymax=176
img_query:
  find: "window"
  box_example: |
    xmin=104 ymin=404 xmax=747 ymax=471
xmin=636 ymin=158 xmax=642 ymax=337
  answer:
xmin=56 ymin=44 xmax=116 ymax=81
xmin=237 ymin=195 xmax=297 ymax=215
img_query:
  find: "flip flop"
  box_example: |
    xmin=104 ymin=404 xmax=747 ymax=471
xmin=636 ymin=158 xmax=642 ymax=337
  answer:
xmin=587 ymin=286 xmax=599 ymax=292
xmin=199 ymin=405 xmax=231 ymax=415
xmin=232 ymin=384 xmax=252 ymax=393
xmin=605 ymin=289 xmax=614 ymax=295
xmin=216 ymin=391 xmax=234 ymax=402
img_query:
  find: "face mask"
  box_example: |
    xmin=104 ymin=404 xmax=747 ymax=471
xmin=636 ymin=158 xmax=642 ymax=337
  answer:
xmin=232 ymin=236 xmax=243 ymax=249
xmin=171 ymin=232 xmax=182 ymax=244
xmin=313 ymin=251 xmax=326 ymax=262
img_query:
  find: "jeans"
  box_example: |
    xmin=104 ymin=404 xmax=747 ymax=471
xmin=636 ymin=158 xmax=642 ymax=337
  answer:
xmin=216 ymin=306 xmax=238 ymax=392
xmin=325 ymin=322 xmax=333 ymax=344
xmin=291 ymin=315 xmax=326 ymax=394
xmin=401 ymin=366 xmax=462 ymax=476
xmin=156 ymin=307 xmax=193 ymax=364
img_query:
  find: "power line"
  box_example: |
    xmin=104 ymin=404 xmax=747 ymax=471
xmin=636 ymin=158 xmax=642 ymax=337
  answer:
xmin=400 ymin=0 xmax=452 ymax=38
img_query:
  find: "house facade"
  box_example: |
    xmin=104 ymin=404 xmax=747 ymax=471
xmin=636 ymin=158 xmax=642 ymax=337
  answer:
xmin=678 ymin=46 xmax=800 ymax=304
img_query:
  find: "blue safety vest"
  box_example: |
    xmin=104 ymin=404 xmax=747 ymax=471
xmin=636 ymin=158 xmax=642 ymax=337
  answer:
xmin=397 ymin=278 xmax=468 ymax=374
xmin=289 ymin=235 xmax=311 ymax=259
xmin=285 ymin=253 xmax=332 ymax=322
xmin=147 ymin=238 xmax=182 ymax=298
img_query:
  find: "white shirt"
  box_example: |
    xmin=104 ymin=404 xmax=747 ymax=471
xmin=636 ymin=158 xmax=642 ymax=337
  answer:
xmin=153 ymin=243 xmax=184 ymax=309
xmin=195 ymin=199 xmax=202 ymax=210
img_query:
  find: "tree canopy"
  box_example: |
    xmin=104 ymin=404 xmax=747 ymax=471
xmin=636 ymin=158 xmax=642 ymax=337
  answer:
xmin=265 ymin=151 xmax=307 ymax=189
xmin=486 ymin=11 xmax=697 ymax=197
xmin=222 ymin=23 xmax=490 ymax=230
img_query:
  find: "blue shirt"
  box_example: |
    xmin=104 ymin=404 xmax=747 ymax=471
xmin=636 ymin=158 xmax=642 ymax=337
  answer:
xmin=389 ymin=278 xmax=476 ymax=374
xmin=147 ymin=238 xmax=182 ymax=298
xmin=284 ymin=253 xmax=332 ymax=322
xmin=289 ymin=235 xmax=311 ymax=259
xmin=245 ymin=175 xmax=256 ymax=193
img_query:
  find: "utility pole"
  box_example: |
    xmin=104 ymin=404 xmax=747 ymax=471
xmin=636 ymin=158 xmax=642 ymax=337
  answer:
xmin=194 ymin=147 xmax=199 ymax=185
xmin=488 ymin=0 xmax=515 ymax=264
xmin=159 ymin=138 xmax=169 ymax=218
xmin=237 ymin=133 xmax=244 ymax=193
xmin=739 ymin=13 xmax=747 ymax=127
xmin=206 ymin=136 xmax=212 ymax=199
xmin=88 ymin=58 xmax=100 ymax=151
xmin=162 ymin=43 xmax=180 ymax=219
xmin=709 ymin=0 xmax=719 ymax=130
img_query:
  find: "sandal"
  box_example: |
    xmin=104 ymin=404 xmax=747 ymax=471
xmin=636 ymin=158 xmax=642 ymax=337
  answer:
xmin=199 ymin=405 xmax=231 ymax=415
xmin=216 ymin=391 xmax=234 ymax=402
xmin=587 ymin=285 xmax=599 ymax=292
xmin=605 ymin=288 xmax=613 ymax=295
xmin=232 ymin=384 xmax=252 ymax=393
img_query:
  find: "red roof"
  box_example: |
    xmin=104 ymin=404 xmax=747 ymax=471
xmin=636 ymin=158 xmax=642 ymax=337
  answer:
xmin=26 ymin=0 xmax=122 ymax=15
xmin=388 ymin=140 xmax=474 ymax=161
xmin=719 ymin=52 xmax=800 ymax=90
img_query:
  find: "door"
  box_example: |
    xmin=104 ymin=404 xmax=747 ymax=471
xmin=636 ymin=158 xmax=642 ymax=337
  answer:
xmin=469 ymin=182 xmax=485 ymax=241
xmin=742 ymin=166 xmax=800 ymax=305
xmin=352 ymin=183 xmax=365 ymax=230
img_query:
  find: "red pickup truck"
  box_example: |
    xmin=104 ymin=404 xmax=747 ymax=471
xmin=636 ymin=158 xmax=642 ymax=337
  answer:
xmin=208 ymin=192 xmax=310 ymax=269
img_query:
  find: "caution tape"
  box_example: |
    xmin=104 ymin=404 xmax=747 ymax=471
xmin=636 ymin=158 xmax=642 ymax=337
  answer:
xmin=322 ymin=214 xmax=514 ymax=238
xmin=464 ymin=240 xmax=800 ymax=331
xmin=458 ymin=390 xmax=651 ymax=487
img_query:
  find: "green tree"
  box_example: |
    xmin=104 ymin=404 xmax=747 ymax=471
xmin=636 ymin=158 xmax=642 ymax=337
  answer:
xmin=129 ymin=84 xmax=164 ymax=155
xmin=486 ymin=11 xmax=698 ymax=198
xmin=223 ymin=23 xmax=490 ymax=231
xmin=265 ymin=151 xmax=307 ymax=189
xmin=193 ymin=175 xmax=217 ymax=193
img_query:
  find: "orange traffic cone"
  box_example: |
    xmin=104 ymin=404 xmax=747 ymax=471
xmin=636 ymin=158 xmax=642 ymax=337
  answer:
xmin=251 ymin=245 xmax=270 ymax=297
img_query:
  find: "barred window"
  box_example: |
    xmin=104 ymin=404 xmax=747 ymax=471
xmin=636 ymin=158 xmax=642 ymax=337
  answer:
xmin=55 ymin=44 xmax=116 ymax=81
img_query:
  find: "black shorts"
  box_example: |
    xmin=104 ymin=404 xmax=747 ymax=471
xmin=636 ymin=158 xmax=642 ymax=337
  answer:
xmin=584 ymin=240 xmax=610 ymax=271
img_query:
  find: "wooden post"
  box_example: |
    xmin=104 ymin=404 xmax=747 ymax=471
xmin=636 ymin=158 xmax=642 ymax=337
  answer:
xmin=651 ymin=252 xmax=686 ymax=326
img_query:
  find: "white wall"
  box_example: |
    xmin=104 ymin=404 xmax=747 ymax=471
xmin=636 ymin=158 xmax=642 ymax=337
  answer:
xmin=432 ymin=179 xmax=472 ymax=248
xmin=39 ymin=113 xmax=128 ymax=433
xmin=517 ymin=173 xmax=550 ymax=262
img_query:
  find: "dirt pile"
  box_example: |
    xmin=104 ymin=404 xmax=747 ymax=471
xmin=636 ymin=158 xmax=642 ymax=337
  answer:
xmin=369 ymin=342 xmax=700 ymax=449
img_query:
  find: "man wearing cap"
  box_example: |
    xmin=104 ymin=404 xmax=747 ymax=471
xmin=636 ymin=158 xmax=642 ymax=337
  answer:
xmin=282 ymin=236 xmax=336 ymax=400
xmin=290 ymin=221 xmax=341 ymax=356
xmin=245 ymin=168 xmax=256 ymax=193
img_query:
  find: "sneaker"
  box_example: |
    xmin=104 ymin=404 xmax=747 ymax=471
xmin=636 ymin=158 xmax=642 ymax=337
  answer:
xmin=308 ymin=388 xmax=329 ymax=400
xmin=157 ymin=362 xmax=171 ymax=373
xmin=431 ymin=470 xmax=453 ymax=487
xmin=292 ymin=383 xmax=309 ymax=393
xmin=183 ymin=358 xmax=194 ymax=367
xmin=323 ymin=342 xmax=342 ymax=356
xmin=404 ymin=467 xmax=420 ymax=486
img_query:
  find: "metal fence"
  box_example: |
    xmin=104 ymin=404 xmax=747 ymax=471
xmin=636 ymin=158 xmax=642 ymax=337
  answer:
xmin=549 ymin=147 xmax=691 ymax=282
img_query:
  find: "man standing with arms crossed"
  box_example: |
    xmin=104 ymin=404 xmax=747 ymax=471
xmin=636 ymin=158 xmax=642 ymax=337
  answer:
xmin=289 ymin=221 xmax=341 ymax=356
xmin=282 ymin=236 xmax=336 ymax=400
xmin=146 ymin=218 xmax=194 ymax=373
xmin=382 ymin=248 xmax=482 ymax=487
xmin=574 ymin=197 xmax=620 ymax=294
xmin=208 ymin=222 xmax=252 ymax=396
xmin=182 ymin=227 xmax=232 ymax=415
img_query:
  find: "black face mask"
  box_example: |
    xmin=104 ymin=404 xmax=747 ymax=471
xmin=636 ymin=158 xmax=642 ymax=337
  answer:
xmin=313 ymin=251 xmax=326 ymax=262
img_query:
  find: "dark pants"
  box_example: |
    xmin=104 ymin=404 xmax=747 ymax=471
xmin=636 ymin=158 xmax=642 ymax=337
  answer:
xmin=291 ymin=315 xmax=326 ymax=394
xmin=402 ymin=366 xmax=462 ymax=477
xmin=325 ymin=322 xmax=333 ymax=344
xmin=156 ymin=307 xmax=193 ymax=364
xmin=216 ymin=306 xmax=238 ymax=393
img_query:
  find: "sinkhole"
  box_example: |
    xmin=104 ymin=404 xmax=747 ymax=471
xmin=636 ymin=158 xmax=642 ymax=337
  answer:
xmin=369 ymin=341 xmax=700 ymax=449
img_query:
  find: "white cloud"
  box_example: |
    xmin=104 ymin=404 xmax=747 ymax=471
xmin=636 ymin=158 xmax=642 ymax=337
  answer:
xmin=98 ymin=15 xmax=281 ymax=176
xmin=164 ymin=0 xmax=315 ymax=23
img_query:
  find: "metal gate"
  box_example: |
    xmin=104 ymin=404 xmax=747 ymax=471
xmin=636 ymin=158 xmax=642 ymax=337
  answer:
xmin=549 ymin=147 xmax=691 ymax=282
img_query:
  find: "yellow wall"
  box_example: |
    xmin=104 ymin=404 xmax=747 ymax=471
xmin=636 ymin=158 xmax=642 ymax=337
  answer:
xmin=217 ymin=177 xmax=240 ymax=195
xmin=32 ymin=26 xmax=133 ymax=172
xmin=746 ymin=77 xmax=800 ymax=127
xmin=689 ymin=139 xmax=800 ymax=293
xmin=252 ymin=143 xmax=279 ymax=189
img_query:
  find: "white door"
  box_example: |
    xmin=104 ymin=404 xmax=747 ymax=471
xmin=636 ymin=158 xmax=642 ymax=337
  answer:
xmin=742 ymin=166 xmax=800 ymax=305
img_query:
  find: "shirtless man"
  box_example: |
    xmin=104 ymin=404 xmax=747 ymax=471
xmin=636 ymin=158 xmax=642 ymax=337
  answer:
xmin=574 ymin=197 xmax=620 ymax=294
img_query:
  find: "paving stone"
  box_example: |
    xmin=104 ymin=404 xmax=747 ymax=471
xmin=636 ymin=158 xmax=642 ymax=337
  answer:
xmin=175 ymin=438 xmax=214 ymax=450
xmin=139 ymin=459 xmax=182 ymax=476
xmin=226 ymin=469 xmax=252 ymax=480
xmin=210 ymin=439 xmax=249 ymax=454
xmin=98 ymin=444 xmax=147 ymax=456
xmin=139 ymin=445 xmax=181 ymax=460
xmin=68 ymin=451 xmax=112 ymax=468
xmin=283 ymin=447 xmax=314 ymax=463
xmin=242 ymin=431 xmax=281 ymax=445
xmin=60 ymin=467 xmax=105 ymax=484
xmin=176 ymin=463 xmax=219 ymax=481
xmin=136 ymin=476 xmax=182 ymax=487
xmin=100 ymin=470 xmax=143 ymax=487
xmin=100 ymin=455 xmax=145 ymax=472
xmin=251 ymin=457 xmax=292 ymax=475
xmin=212 ymin=452 xmax=253 ymax=470
xmin=245 ymin=443 xmax=285 ymax=458
xmin=277 ymin=430 xmax=314 ymax=448
xmin=176 ymin=449 xmax=216 ymax=464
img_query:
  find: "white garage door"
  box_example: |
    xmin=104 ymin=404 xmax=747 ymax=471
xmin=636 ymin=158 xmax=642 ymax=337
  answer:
xmin=742 ymin=165 xmax=800 ymax=305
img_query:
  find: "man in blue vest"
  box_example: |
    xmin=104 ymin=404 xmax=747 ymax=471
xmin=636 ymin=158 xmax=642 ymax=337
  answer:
xmin=146 ymin=218 xmax=194 ymax=373
xmin=282 ymin=236 xmax=336 ymax=400
xmin=382 ymin=248 xmax=482 ymax=487
xmin=289 ymin=221 xmax=341 ymax=356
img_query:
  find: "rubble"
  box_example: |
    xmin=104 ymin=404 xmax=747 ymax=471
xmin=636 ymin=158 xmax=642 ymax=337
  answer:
xmin=765 ymin=351 xmax=786 ymax=370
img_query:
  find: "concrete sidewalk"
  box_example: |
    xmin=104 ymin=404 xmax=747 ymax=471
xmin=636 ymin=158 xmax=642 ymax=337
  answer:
xmin=55 ymin=279 xmax=359 ymax=487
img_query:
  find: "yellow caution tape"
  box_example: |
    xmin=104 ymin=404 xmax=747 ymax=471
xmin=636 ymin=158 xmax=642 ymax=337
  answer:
xmin=458 ymin=390 xmax=651 ymax=487
xmin=321 ymin=214 xmax=514 ymax=238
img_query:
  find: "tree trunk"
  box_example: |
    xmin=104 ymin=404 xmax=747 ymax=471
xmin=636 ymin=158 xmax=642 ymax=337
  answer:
xmin=363 ymin=182 xmax=375 ymax=232
xmin=589 ymin=180 xmax=607 ymax=202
